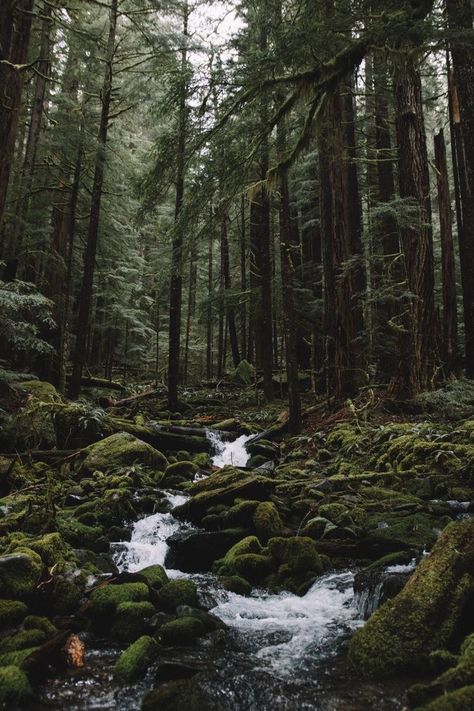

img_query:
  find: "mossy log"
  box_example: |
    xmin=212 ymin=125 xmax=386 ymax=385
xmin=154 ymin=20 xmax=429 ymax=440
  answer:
xmin=348 ymin=520 xmax=474 ymax=677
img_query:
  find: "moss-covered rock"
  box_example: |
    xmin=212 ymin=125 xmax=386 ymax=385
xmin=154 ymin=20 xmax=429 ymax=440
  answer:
xmin=233 ymin=359 xmax=255 ymax=385
xmin=22 ymin=615 xmax=57 ymax=637
xmin=156 ymin=579 xmax=198 ymax=612
xmin=219 ymin=575 xmax=252 ymax=596
xmin=0 ymin=600 xmax=28 ymax=630
xmin=348 ymin=520 xmax=474 ymax=677
xmin=19 ymin=380 xmax=62 ymax=404
xmin=57 ymin=517 xmax=105 ymax=551
xmin=49 ymin=576 xmax=82 ymax=616
xmin=224 ymin=500 xmax=259 ymax=528
xmin=111 ymin=601 xmax=156 ymax=642
xmin=252 ymin=502 xmax=283 ymax=542
xmin=114 ymin=635 xmax=158 ymax=682
xmin=0 ymin=549 xmax=43 ymax=599
xmin=232 ymin=554 xmax=272 ymax=584
xmin=163 ymin=461 xmax=199 ymax=483
xmin=0 ymin=628 xmax=46 ymax=652
xmin=88 ymin=582 xmax=150 ymax=627
xmin=158 ymin=616 xmax=206 ymax=646
xmin=28 ymin=532 xmax=72 ymax=567
xmin=81 ymin=433 xmax=168 ymax=474
xmin=0 ymin=665 xmax=33 ymax=705
xmin=416 ymin=685 xmax=474 ymax=711
xmin=268 ymin=536 xmax=324 ymax=576
xmin=136 ymin=564 xmax=169 ymax=589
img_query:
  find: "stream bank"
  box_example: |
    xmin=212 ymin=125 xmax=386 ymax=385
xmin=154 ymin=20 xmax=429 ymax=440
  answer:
xmin=0 ymin=378 xmax=473 ymax=709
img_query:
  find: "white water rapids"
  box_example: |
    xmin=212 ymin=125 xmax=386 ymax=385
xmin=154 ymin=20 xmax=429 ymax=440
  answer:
xmin=206 ymin=429 xmax=253 ymax=467
xmin=112 ymin=488 xmax=363 ymax=678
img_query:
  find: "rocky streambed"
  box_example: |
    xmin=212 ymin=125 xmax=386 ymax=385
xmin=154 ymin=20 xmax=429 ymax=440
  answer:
xmin=0 ymin=379 xmax=473 ymax=709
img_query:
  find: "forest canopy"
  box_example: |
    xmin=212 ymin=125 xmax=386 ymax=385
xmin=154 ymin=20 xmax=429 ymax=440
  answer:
xmin=1 ymin=0 xmax=474 ymax=429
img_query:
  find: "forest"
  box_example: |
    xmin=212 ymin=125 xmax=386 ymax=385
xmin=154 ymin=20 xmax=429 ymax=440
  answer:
xmin=0 ymin=0 xmax=473 ymax=709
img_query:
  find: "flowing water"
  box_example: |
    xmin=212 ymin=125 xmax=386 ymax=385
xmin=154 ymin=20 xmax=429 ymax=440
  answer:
xmin=38 ymin=437 xmax=408 ymax=709
xmin=206 ymin=430 xmax=252 ymax=467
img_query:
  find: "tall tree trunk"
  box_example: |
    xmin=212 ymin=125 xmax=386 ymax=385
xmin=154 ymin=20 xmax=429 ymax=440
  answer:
xmin=373 ymin=50 xmax=401 ymax=378
xmin=206 ymin=217 xmax=213 ymax=380
xmin=446 ymin=0 xmax=474 ymax=376
xmin=183 ymin=246 xmax=196 ymax=385
xmin=434 ymin=129 xmax=459 ymax=375
xmin=15 ymin=1 xmax=53 ymax=276
xmin=0 ymin=0 xmax=34 ymax=233
xmin=278 ymin=121 xmax=301 ymax=433
xmin=220 ymin=212 xmax=241 ymax=368
xmin=167 ymin=3 xmax=188 ymax=410
xmin=393 ymin=61 xmax=437 ymax=394
xmin=69 ymin=0 xmax=118 ymax=399
xmin=240 ymin=195 xmax=247 ymax=359
xmin=319 ymin=89 xmax=363 ymax=399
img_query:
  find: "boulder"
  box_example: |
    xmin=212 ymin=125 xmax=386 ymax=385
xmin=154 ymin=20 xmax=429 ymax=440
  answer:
xmin=142 ymin=678 xmax=221 ymax=711
xmin=0 ymin=600 xmax=28 ymax=631
xmin=348 ymin=520 xmax=474 ymax=677
xmin=158 ymin=616 xmax=206 ymax=646
xmin=111 ymin=601 xmax=156 ymax=642
xmin=165 ymin=529 xmax=247 ymax=573
xmin=0 ymin=665 xmax=33 ymax=705
xmin=81 ymin=433 xmax=168 ymax=474
xmin=252 ymin=502 xmax=283 ymax=542
xmin=156 ymin=580 xmax=198 ymax=612
xmin=114 ymin=635 xmax=158 ymax=682
xmin=0 ymin=549 xmax=43 ymax=600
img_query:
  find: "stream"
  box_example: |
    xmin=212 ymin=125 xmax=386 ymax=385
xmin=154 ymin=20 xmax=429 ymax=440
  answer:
xmin=38 ymin=433 xmax=408 ymax=710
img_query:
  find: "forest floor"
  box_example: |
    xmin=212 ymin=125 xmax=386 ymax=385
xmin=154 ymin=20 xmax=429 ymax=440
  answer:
xmin=0 ymin=373 xmax=473 ymax=709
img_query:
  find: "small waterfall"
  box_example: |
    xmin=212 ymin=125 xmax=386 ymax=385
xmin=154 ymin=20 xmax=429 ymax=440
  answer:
xmin=206 ymin=429 xmax=252 ymax=467
xmin=354 ymin=559 xmax=417 ymax=619
xmin=111 ymin=492 xmax=191 ymax=573
xmin=212 ymin=571 xmax=362 ymax=674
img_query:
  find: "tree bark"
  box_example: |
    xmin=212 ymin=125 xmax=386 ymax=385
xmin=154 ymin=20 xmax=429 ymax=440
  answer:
xmin=434 ymin=129 xmax=459 ymax=375
xmin=0 ymin=0 xmax=34 ymax=232
xmin=393 ymin=62 xmax=437 ymax=394
xmin=69 ymin=0 xmax=118 ymax=399
xmin=220 ymin=213 xmax=241 ymax=368
xmin=167 ymin=3 xmax=189 ymax=410
xmin=446 ymin=0 xmax=474 ymax=377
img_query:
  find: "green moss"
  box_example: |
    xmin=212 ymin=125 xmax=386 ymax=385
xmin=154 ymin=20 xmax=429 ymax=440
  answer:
xmin=113 ymin=635 xmax=158 ymax=682
xmin=0 ymin=600 xmax=28 ymax=630
xmin=252 ymin=502 xmax=283 ymax=542
xmin=163 ymin=460 xmax=199 ymax=481
xmin=137 ymin=564 xmax=169 ymax=589
xmin=22 ymin=615 xmax=57 ymax=637
xmin=0 ymin=665 xmax=33 ymax=705
xmin=49 ymin=576 xmax=82 ymax=616
xmin=318 ymin=503 xmax=349 ymax=523
xmin=111 ymin=601 xmax=156 ymax=642
xmin=20 ymin=380 xmax=62 ymax=403
xmin=233 ymin=359 xmax=255 ymax=385
xmin=89 ymin=582 xmax=149 ymax=627
xmin=0 ymin=548 xmax=43 ymax=599
xmin=348 ymin=520 xmax=474 ymax=678
xmin=222 ymin=536 xmax=262 ymax=564
xmin=81 ymin=432 xmax=168 ymax=474
xmin=268 ymin=536 xmax=324 ymax=576
xmin=417 ymin=685 xmax=474 ymax=711
xmin=302 ymin=517 xmax=331 ymax=538
xmin=0 ymin=628 xmax=46 ymax=652
xmin=225 ymin=500 xmax=259 ymax=527
xmin=193 ymin=452 xmax=210 ymax=468
xmin=158 ymin=616 xmax=206 ymax=646
xmin=0 ymin=647 xmax=39 ymax=667
xmin=232 ymin=553 xmax=271 ymax=584
xmin=156 ymin=579 xmax=198 ymax=612
xmin=27 ymin=532 xmax=72 ymax=566
xmin=57 ymin=517 xmax=104 ymax=549
xmin=219 ymin=575 xmax=252 ymax=596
